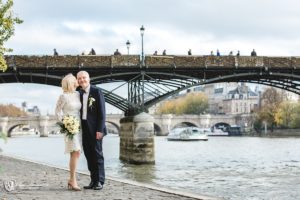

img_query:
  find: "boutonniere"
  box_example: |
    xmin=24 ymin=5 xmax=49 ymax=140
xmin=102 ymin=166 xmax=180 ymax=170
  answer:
xmin=88 ymin=96 xmax=96 ymax=108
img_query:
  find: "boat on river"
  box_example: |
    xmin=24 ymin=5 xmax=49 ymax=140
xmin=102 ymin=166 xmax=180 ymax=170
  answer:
xmin=207 ymin=128 xmax=229 ymax=136
xmin=167 ymin=127 xmax=208 ymax=141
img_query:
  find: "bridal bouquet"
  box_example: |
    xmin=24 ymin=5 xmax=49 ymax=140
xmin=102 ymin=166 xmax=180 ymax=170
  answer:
xmin=57 ymin=115 xmax=80 ymax=140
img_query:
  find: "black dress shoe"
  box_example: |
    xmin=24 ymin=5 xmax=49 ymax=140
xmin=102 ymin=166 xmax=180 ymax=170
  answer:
xmin=93 ymin=182 xmax=103 ymax=190
xmin=83 ymin=181 xmax=94 ymax=189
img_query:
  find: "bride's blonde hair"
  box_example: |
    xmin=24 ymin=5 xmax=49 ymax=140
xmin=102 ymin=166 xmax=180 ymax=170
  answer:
xmin=61 ymin=74 xmax=77 ymax=92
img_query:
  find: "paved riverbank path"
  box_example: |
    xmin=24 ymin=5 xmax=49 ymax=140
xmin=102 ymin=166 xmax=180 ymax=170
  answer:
xmin=0 ymin=155 xmax=222 ymax=200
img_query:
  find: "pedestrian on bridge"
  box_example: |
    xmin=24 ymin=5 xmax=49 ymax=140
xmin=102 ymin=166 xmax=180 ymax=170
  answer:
xmin=89 ymin=48 xmax=96 ymax=55
xmin=114 ymin=49 xmax=121 ymax=55
xmin=162 ymin=49 xmax=167 ymax=56
xmin=53 ymin=48 xmax=58 ymax=56
xmin=251 ymin=49 xmax=257 ymax=56
xmin=188 ymin=49 xmax=192 ymax=55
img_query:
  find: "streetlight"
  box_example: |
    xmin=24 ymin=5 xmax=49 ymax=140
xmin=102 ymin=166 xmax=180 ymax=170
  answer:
xmin=126 ymin=40 xmax=131 ymax=55
xmin=140 ymin=25 xmax=145 ymax=66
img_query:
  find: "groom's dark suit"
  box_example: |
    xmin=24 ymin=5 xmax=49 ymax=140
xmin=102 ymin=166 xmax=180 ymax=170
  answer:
xmin=80 ymin=85 xmax=107 ymax=186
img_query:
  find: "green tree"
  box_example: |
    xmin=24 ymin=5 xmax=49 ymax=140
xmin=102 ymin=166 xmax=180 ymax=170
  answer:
xmin=0 ymin=0 xmax=23 ymax=72
xmin=274 ymin=101 xmax=296 ymax=128
xmin=290 ymin=103 xmax=300 ymax=128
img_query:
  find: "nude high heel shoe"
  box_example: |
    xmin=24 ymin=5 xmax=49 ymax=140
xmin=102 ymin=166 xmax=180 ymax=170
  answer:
xmin=68 ymin=181 xmax=81 ymax=191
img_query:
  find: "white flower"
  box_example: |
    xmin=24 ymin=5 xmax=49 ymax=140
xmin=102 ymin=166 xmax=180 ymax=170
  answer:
xmin=57 ymin=115 xmax=80 ymax=140
xmin=88 ymin=97 xmax=96 ymax=108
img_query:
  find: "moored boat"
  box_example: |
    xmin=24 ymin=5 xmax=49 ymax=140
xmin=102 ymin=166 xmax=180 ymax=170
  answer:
xmin=207 ymin=128 xmax=229 ymax=136
xmin=167 ymin=127 xmax=208 ymax=141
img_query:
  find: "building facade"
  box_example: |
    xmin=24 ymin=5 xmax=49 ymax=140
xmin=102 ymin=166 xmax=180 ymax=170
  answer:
xmin=223 ymin=83 xmax=259 ymax=114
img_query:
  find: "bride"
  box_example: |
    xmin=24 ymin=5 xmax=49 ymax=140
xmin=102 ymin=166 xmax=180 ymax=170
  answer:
xmin=55 ymin=74 xmax=82 ymax=191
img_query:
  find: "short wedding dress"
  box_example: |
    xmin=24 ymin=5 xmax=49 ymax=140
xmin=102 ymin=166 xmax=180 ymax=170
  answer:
xmin=55 ymin=91 xmax=82 ymax=154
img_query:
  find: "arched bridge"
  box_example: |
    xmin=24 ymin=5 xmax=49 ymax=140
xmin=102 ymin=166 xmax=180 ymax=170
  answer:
xmin=0 ymin=113 xmax=251 ymax=137
xmin=0 ymin=114 xmax=125 ymax=137
xmin=2 ymin=55 xmax=300 ymax=115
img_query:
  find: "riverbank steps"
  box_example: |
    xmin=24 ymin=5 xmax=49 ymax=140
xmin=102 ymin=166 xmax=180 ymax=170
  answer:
xmin=0 ymin=155 xmax=222 ymax=200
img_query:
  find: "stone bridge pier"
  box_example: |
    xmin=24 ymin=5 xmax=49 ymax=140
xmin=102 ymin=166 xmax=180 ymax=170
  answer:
xmin=0 ymin=117 xmax=9 ymax=134
xmin=119 ymin=112 xmax=155 ymax=164
xmin=38 ymin=116 xmax=49 ymax=137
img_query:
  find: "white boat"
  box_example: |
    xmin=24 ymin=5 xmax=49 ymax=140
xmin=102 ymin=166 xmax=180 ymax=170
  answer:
xmin=207 ymin=128 xmax=229 ymax=136
xmin=167 ymin=127 xmax=208 ymax=141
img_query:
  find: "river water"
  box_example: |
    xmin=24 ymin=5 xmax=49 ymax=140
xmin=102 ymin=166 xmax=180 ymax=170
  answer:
xmin=1 ymin=135 xmax=300 ymax=200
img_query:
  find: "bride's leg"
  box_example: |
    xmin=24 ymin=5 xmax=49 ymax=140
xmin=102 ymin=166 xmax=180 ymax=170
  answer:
xmin=70 ymin=151 xmax=80 ymax=185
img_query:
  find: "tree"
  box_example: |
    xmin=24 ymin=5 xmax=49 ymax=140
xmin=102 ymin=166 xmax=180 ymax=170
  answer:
xmin=0 ymin=103 xmax=27 ymax=117
xmin=290 ymin=104 xmax=300 ymax=128
xmin=180 ymin=93 xmax=208 ymax=114
xmin=0 ymin=0 xmax=23 ymax=72
xmin=259 ymin=87 xmax=284 ymax=131
xmin=158 ymin=92 xmax=208 ymax=115
xmin=274 ymin=101 xmax=296 ymax=128
xmin=158 ymin=100 xmax=176 ymax=114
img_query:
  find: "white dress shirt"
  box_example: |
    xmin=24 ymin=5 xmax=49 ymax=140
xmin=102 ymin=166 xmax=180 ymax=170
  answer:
xmin=82 ymin=85 xmax=90 ymax=120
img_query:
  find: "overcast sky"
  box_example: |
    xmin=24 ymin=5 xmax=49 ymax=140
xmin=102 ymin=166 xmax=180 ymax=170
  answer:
xmin=1 ymin=0 xmax=300 ymax=114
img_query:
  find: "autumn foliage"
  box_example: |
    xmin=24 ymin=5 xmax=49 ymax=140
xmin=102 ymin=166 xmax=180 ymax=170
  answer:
xmin=254 ymin=87 xmax=300 ymax=131
xmin=0 ymin=104 xmax=27 ymax=117
xmin=158 ymin=92 xmax=208 ymax=114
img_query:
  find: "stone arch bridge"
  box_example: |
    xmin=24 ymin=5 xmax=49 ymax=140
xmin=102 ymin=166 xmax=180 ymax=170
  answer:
xmin=0 ymin=114 xmax=251 ymax=137
xmin=106 ymin=113 xmax=251 ymax=135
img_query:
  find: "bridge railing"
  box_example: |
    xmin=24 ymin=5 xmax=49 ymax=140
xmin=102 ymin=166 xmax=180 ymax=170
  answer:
xmin=5 ymin=55 xmax=300 ymax=69
xmin=145 ymin=55 xmax=300 ymax=68
xmin=5 ymin=55 xmax=141 ymax=68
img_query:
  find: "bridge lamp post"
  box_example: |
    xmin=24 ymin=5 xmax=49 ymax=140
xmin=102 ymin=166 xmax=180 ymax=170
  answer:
xmin=126 ymin=40 xmax=131 ymax=55
xmin=140 ymin=25 xmax=145 ymax=66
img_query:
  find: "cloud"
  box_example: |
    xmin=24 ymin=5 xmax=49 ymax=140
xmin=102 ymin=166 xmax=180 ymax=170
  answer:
xmin=2 ymin=0 xmax=300 ymax=115
xmin=6 ymin=0 xmax=300 ymax=56
xmin=0 ymin=83 xmax=124 ymax=115
xmin=0 ymin=83 xmax=60 ymax=114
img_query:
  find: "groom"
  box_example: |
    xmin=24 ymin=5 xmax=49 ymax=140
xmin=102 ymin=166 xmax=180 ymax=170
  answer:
xmin=77 ymin=70 xmax=107 ymax=190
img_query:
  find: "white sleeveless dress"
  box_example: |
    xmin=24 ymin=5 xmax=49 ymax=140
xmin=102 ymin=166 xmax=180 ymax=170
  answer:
xmin=55 ymin=91 xmax=82 ymax=154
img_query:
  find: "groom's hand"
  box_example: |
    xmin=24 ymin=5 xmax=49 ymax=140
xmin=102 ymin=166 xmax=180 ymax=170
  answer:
xmin=96 ymin=132 xmax=103 ymax=140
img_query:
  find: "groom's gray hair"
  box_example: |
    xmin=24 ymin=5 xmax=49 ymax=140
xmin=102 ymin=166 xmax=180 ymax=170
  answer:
xmin=77 ymin=70 xmax=90 ymax=78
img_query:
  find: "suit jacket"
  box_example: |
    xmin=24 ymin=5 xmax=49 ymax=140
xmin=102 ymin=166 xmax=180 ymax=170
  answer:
xmin=80 ymin=85 xmax=107 ymax=138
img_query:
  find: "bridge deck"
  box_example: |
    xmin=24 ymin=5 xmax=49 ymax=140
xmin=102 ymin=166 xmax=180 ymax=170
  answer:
xmin=5 ymin=55 xmax=300 ymax=69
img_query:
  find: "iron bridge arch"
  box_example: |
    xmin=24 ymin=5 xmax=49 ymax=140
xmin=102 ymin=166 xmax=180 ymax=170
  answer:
xmin=2 ymin=55 xmax=300 ymax=116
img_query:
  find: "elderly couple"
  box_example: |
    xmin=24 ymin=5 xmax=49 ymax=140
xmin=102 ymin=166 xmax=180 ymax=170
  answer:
xmin=55 ymin=71 xmax=106 ymax=191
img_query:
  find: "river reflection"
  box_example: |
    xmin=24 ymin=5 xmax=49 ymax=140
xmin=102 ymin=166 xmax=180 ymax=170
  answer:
xmin=1 ymin=135 xmax=300 ymax=200
xmin=118 ymin=163 xmax=156 ymax=183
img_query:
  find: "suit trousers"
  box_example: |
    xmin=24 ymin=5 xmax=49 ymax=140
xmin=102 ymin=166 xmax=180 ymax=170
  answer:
xmin=81 ymin=120 xmax=105 ymax=185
